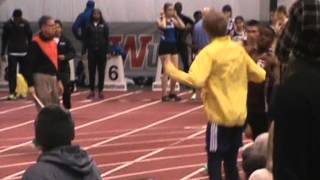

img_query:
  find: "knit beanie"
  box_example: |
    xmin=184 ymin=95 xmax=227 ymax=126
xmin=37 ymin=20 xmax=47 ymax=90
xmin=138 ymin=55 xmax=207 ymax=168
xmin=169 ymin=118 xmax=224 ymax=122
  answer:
xmin=35 ymin=105 xmax=75 ymax=151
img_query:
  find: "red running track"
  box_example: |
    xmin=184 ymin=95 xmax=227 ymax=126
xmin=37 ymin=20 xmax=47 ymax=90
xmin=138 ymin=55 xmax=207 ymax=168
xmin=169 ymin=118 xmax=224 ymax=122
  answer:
xmin=0 ymin=90 xmax=249 ymax=180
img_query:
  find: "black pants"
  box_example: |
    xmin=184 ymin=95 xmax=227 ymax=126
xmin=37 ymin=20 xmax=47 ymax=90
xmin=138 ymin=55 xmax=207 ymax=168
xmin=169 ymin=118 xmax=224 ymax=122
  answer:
xmin=206 ymin=123 xmax=242 ymax=180
xmin=60 ymin=72 xmax=71 ymax=109
xmin=88 ymin=50 xmax=107 ymax=92
xmin=273 ymin=65 xmax=320 ymax=180
xmin=247 ymin=111 xmax=269 ymax=140
xmin=178 ymin=44 xmax=189 ymax=72
xmin=8 ymin=55 xmax=26 ymax=94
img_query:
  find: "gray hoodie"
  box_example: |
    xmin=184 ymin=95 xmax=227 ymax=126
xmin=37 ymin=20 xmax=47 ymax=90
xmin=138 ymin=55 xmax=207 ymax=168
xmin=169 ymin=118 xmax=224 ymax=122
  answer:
xmin=23 ymin=145 xmax=101 ymax=180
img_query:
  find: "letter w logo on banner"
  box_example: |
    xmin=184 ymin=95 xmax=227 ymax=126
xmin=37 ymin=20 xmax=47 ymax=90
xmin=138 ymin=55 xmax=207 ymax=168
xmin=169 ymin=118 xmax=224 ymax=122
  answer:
xmin=124 ymin=35 xmax=152 ymax=68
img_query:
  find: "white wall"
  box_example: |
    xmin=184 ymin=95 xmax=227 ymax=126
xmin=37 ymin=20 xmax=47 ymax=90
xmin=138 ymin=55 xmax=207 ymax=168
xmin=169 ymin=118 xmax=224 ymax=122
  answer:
xmin=0 ymin=0 xmax=270 ymax=22
xmin=278 ymin=0 xmax=296 ymax=7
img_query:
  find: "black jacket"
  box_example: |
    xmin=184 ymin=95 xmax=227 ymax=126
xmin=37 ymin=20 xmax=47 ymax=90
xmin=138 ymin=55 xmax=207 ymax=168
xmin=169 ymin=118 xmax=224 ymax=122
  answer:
xmin=176 ymin=14 xmax=194 ymax=47
xmin=25 ymin=33 xmax=59 ymax=87
xmin=22 ymin=145 xmax=101 ymax=180
xmin=57 ymin=35 xmax=76 ymax=74
xmin=84 ymin=21 xmax=109 ymax=53
xmin=1 ymin=18 xmax=32 ymax=55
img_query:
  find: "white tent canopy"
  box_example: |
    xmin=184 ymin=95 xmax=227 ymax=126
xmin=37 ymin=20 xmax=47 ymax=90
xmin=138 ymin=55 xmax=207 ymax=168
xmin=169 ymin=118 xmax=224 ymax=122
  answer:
xmin=0 ymin=0 xmax=294 ymax=22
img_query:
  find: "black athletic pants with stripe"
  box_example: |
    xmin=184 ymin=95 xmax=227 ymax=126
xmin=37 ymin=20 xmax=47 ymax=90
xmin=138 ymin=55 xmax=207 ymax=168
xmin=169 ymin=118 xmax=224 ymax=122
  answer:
xmin=206 ymin=122 xmax=243 ymax=180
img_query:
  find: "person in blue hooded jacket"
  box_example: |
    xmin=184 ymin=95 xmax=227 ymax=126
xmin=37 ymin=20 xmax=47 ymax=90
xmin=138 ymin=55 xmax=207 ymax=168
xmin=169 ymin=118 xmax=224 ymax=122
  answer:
xmin=72 ymin=0 xmax=95 ymax=54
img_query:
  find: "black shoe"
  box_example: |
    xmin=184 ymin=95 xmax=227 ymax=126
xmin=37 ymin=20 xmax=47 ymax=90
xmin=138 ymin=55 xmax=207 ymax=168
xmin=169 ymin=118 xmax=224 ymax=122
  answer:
xmin=86 ymin=91 xmax=95 ymax=99
xmin=161 ymin=96 xmax=171 ymax=102
xmin=169 ymin=94 xmax=181 ymax=102
xmin=98 ymin=92 xmax=105 ymax=99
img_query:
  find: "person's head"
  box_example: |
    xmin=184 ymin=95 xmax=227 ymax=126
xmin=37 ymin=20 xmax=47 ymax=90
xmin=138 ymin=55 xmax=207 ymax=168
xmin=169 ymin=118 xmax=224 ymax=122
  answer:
xmin=193 ymin=10 xmax=202 ymax=23
xmin=246 ymin=20 xmax=260 ymax=44
xmin=203 ymin=9 xmax=227 ymax=39
xmin=174 ymin=2 xmax=183 ymax=15
xmin=257 ymin=25 xmax=275 ymax=53
xmin=242 ymin=146 xmax=267 ymax=178
xmin=274 ymin=5 xmax=288 ymax=28
xmin=91 ymin=8 xmax=104 ymax=23
xmin=275 ymin=5 xmax=288 ymax=20
xmin=86 ymin=0 xmax=95 ymax=9
xmin=54 ymin=20 xmax=63 ymax=37
xmin=12 ymin=9 xmax=23 ymax=22
xmin=222 ymin=4 xmax=232 ymax=19
xmin=163 ymin=3 xmax=175 ymax=18
xmin=38 ymin=16 xmax=56 ymax=39
xmin=235 ymin=16 xmax=245 ymax=31
xmin=34 ymin=105 xmax=75 ymax=152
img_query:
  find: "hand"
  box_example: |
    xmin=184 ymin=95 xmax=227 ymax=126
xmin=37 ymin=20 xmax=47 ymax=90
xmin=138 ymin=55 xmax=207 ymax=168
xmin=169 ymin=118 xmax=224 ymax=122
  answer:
xmin=58 ymin=81 xmax=64 ymax=95
xmin=28 ymin=86 xmax=36 ymax=98
xmin=58 ymin=55 xmax=65 ymax=61
xmin=160 ymin=11 xmax=164 ymax=18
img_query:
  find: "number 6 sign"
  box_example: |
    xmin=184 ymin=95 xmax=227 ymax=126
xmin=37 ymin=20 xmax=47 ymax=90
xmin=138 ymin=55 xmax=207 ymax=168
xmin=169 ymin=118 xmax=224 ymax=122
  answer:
xmin=108 ymin=65 xmax=119 ymax=81
xmin=104 ymin=55 xmax=127 ymax=91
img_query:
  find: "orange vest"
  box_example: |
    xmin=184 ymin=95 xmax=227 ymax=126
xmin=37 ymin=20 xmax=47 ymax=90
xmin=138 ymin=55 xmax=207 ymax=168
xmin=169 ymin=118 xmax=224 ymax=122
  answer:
xmin=33 ymin=34 xmax=58 ymax=70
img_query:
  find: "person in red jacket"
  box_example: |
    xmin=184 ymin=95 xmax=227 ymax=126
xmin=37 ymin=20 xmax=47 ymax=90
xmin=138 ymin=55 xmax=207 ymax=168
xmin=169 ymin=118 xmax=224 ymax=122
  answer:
xmin=25 ymin=16 xmax=63 ymax=110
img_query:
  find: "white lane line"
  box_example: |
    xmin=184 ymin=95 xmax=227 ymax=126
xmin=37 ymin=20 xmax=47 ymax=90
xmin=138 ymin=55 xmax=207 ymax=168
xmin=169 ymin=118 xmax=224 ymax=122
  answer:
xmin=0 ymin=91 xmax=141 ymax=154
xmin=0 ymin=143 xmax=204 ymax=159
xmin=77 ymin=135 xmax=203 ymax=146
xmin=83 ymin=104 xmax=202 ymax=150
xmin=0 ymin=92 xmax=194 ymax=178
xmin=0 ymin=104 xmax=34 ymax=115
xmin=98 ymin=152 xmax=206 ymax=168
xmin=3 ymin=130 xmax=204 ymax=180
xmin=2 ymin=170 xmax=25 ymax=180
xmin=0 ymin=152 xmax=206 ymax=170
xmin=189 ymin=177 xmax=209 ymax=180
xmin=0 ymin=91 xmax=139 ymax=133
xmin=101 ymin=127 xmax=205 ymax=177
xmin=92 ymin=144 xmax=204 ymax=157
xmin=2 ymin=163 xmax=205 ymax=180
xmin=104 ymin=163 xmax=204 ymax=180
xmin=0 ymin=91 xmax=190 ymax=154
xmin=180 ymin=167 xmax=205 ymax=180
xmin=0 ymin=130 xmax=198 ymax=144
xmin=0 ymin=91 xmax=83 ymax=115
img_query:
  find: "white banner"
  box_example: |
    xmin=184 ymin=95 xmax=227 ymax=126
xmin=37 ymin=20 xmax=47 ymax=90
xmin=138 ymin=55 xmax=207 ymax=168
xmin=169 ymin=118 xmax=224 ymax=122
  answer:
xmin=278 ymin=0 xmax=295 ymax=7
xmin=0 ymin=0 xmax=266 ymax=22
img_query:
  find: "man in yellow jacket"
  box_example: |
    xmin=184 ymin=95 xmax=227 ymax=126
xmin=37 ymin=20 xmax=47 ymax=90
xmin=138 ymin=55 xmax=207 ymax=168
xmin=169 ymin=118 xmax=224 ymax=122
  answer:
xmin=165 ymin=9 xmax=266 ymax=180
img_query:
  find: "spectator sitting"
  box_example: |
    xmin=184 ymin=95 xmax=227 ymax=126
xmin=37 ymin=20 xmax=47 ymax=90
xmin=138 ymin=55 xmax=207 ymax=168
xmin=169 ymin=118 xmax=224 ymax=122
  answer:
xmin=248 ymin=122 xmax=274 ymax=180
xmin=243 ymin=122 xmax=274 ymax=180
xmin=22 ymin=105 xmax=101 ymax=180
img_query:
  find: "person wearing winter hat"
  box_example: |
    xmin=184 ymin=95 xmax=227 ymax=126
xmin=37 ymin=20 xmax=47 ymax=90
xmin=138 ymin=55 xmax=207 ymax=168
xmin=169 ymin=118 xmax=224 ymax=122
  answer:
xmin=22 ymin=105 xmax=101 ymax=180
